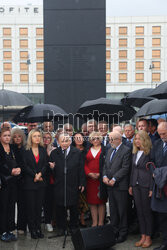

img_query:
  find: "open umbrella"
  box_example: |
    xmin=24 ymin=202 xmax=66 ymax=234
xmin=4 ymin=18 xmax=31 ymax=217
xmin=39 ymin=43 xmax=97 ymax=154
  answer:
xmin=13 ymin=104 xmax=68 ymax=123
xmin=0 ymin=89 xmax=32 ymax=106
xmin=77 ymin=98 xmax=136 ymax=123
xmin=121 ymin=88 xmax=154 ymax=108
xmin=135 ymin=99 xmax=167 ymax=117
xmin=149 ymin=81 xmax=167 ymax=99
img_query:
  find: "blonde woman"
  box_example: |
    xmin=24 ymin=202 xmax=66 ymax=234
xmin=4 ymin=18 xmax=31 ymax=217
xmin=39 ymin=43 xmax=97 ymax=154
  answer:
xmin=84 ymin=131 xmax=107 ymax=227
xmin=23 ymin=129 xmax=47 ymax=239
xmin=129 ymin=131 xmax=153 ymax=248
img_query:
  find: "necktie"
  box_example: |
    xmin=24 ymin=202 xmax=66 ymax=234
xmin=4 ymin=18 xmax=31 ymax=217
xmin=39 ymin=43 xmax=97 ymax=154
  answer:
xmin=163 ymin=143 xmax=167 ymax=155
xmin=110 ymin=149 xmax=116 ymax=162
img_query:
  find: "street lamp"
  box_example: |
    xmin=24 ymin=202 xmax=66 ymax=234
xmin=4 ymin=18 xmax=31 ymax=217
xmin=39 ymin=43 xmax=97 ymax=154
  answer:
xmin=26 ymin=53 xmax=31 ymax=94
xmin=149 ymin=62 xmax=154 ymax=87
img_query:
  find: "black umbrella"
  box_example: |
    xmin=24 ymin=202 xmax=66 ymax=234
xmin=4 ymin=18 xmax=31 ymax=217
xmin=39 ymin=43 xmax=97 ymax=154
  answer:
xmin=0 ymin=89 xmax=32 ymax=106
xmin=13 ymin=104 xmax=68 ymax=123
xmin=77 ymin=98 xmax=136 ymax=123
xmin=149 ymin=81 xmax=167 ymax=99
xmin=121 ymin=88 xmax=154 ymax=108
xmin=135 ymin=99 xmax=167 ymax=117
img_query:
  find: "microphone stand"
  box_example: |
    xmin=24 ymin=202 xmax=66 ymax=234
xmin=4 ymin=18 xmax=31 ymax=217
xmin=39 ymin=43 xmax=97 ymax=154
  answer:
xmin=62 ymin=149 xmax=68 ymax=248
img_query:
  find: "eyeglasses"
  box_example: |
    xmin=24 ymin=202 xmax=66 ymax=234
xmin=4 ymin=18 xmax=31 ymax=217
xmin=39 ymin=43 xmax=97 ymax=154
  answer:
xmin=43 ymin=137 xmax=51 ymax=140
xmin=92 ymin=137 xmax=100 ymax=141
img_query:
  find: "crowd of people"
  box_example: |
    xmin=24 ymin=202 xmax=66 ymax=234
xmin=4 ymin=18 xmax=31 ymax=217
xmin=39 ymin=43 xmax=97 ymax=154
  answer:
xmin=0 ymin=118 xmax=167 ymax=250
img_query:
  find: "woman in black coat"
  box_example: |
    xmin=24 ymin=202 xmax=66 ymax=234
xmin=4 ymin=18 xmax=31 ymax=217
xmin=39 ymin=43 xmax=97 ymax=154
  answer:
xmin=23 ymin=128 xmax=47 ymax=239
xmin=0 ymin=127 xmax=21 ymax=242
xmin=129 ymin=130 xmax=153 ymax=248
xmin=49 ymin=133 xmax=85 ymax=235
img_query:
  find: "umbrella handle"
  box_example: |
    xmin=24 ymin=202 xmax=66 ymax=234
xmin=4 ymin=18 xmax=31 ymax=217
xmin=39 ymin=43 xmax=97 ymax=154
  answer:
xmin=146 ymin=161 xmax=156 ymax=170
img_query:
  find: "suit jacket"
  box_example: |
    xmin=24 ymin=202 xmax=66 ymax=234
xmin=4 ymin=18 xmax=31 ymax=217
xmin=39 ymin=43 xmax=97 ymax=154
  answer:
xmin=49 ymin=145 xmax=86 ymax=206
xmin=151 ymin=138 xmax=167 ymax=213
xmin=130 ymin=152 xmax=153 ymax=190
xmin=103 ymin=143 xmax=131 ymax=191
xmin=23 ymin=146 xmax=47 ymax=190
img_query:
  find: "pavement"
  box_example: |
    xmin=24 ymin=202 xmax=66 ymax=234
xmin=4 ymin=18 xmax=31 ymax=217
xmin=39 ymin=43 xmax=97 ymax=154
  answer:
xmin=0 ymin=227 xmax=161 ymax=250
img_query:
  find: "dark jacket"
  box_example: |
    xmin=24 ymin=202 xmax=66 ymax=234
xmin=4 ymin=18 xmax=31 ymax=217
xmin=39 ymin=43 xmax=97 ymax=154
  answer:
xmin=130 ymin=152 xmax=153 ymax=190
xmin=23 ymin=146 xmax=47 ymax=190
xmin=49 ymin=145 xmax=86 ymax=206
xmin=103 ymin=143 xmax=131 ymax=191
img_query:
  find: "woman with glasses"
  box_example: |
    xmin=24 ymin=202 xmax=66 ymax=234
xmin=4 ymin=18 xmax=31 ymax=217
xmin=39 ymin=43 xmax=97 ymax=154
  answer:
xmin=84 ymin=131 xmax=107 ymax=227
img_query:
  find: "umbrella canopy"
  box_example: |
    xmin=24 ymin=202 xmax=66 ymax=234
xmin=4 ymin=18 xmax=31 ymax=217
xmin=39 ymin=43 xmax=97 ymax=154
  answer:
xmin=149 ymin=81 xmax=167 ymax=99
xmin=13 ymin=103 xmax=68 ymax=123
xmin=121 ymin=88 xmax=154 ymax=108
xmin=135 ymin=99 xmax=167 ymax=117
xmin=0 ymin=89 xmax=32 ymax=106
xmin=77 ymin=98 xmax=136 ymax=123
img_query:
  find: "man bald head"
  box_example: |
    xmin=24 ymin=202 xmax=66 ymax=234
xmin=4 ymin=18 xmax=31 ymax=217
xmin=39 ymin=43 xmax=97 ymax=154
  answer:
xmin=109 ymin=131 xmax=122 ymax=149
xmin=157 ymin=122 xmax=167 ymax=143
xmin=112 ymin=125 xmax=123 ymax=135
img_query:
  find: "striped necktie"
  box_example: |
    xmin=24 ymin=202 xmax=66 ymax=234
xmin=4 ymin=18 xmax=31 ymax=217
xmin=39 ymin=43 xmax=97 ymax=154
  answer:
xmin=110 ymin=149 xmax=116 ymax=162
xmin=163 ymin=143 xmax=167 ymax=155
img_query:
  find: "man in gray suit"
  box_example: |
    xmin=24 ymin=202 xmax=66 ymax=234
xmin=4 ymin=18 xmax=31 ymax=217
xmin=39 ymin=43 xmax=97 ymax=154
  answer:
xmin=103 ymin=132 xmax=131 ymax=243
xmin=151 ymin=122 xmax=167 ymax=250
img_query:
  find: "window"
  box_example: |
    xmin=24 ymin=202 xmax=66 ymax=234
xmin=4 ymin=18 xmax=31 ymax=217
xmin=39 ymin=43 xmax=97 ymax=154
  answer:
xmin=36 ymin=28 xmax=43 ymax=36
xmin=119 ymin=39 xmax=127 ymax=47
xmin=152 ymin=50 xmax=161 ymax=58
xmin=106 ymin=62 xmax=111 ymax=70
xmin=136 ymin=61 xmax=144 ymax=70
xmin=36 ymin=51 xmax=44 ymax=60
xmin=136 ymin=73 xmax=144 ymax=82
xmin=119 ymin=27 xmax=127 ymax=35
xmin=152 ymin=61 xmax=161 ymax=70
xmin=20 ymin=51 xmax=28 ymax=59
xmin=3 ymin=63 xmax=12 ymax=71
xmin=20 ymin=63 xmax=28 ymax=71
xmin=106 ymin=50 xmax=111 ymax=59
xmin=136 ymin=26 xmax=144 ymax=35
xmin=119 ymin=50 xmax=127 ymax=59
xmin=119 ymin=62 xmax=127 ymax=70
xmin=4 ymin=74 xmax=12 ymax=82
xmin=106 ymin=27 xmax=111 ymax=36
xmin=106 ymin=39 xmax=111 ymax=48
xmin=3 ymin=51 xmax=12 ymax=60
xmin=152 ymin=26 xmax=161 ymax=35
xmin=36 ymin=62 xmax=44 ymax=71
xmin=37 ymin=74 xmax=44 ymax=82
xmin=119 ymin=73 xmax=127 ymax=82
xmin=106 ymin=73 xmax=111 ymax=82
xmin=3 ymin=40 xmax=11 ymax=48
xmin=152 ymin=38 xmax=161 ymax=47
xmin=3 ymin=28 xmax=11 ymax=36
xmin=20 ymin=40 xmax=28 ymax=48
xmin=20 ymin=28 xmax=28 ymax=36
xmin=136 ymin=38 xmax=144 ymax=47
xmin=20 ymin=74 xmax=28 ymax=83
xmin=152 ymin=73 xmax=160 ymax=82
xmin=136 ymin=50 xmax=144 ymax=59
xmin=36 ymin=40 xmax=44 ymax=48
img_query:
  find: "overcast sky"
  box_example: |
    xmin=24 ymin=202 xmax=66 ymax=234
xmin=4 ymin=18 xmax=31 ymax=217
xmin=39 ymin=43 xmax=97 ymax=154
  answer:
xmin=1 ymin=0 xmax=167 ymax=17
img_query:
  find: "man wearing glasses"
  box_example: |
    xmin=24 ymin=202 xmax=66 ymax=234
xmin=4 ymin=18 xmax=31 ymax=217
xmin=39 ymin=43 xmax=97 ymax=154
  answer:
xmin=103 ymin=132 xmax=131 ymax=244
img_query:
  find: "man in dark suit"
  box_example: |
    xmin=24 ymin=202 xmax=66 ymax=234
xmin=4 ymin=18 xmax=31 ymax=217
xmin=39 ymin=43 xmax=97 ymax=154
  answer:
xmin=151 ymin=122 xmax=167 ymax=250
xmin=148 ymin=119 xmax=160 ymax=144
xmin=103 ymin=132 xmax=131 ymax=243
xmin=49 ymin=133 xmax=85 ymax=236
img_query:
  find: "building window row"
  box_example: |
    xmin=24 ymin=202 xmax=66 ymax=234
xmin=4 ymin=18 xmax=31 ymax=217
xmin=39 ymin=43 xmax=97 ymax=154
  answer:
xmin=106 ymin=26 xmax=161 ymax=36
xmin=106 ymin=38 xmax=161 ymax=48
xmin=3 ymin=51 xmax=44 ymax=60
xmin=106 ymin=49 xmax=161 ymax=59
xmin=106 ymin=61 xmax=161 ymax=71
xmin=3 ymin=74 xmax=44 ymax=83
xmin=2 ymin=27 xmax=43 ymax=36
xmin=2 ymin=39 xmax=44 ymax=48
xmin=106 ymin=72 xmax=161 ymax=83
xmin=3 ymin=62 xmax=44 ymax=71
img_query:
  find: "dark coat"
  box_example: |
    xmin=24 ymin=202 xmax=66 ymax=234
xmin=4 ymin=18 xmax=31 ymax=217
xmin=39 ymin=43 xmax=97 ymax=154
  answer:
xmin=103 ymin=143 xmax=131 ymax=191
xmin=130 ymin=152 xmax=153 ymax=190
xmin=49 ymin=145 xmax=86 ymax=206
xmin=151 ymin=139 xmax=167 ymax=213
xmin=0 ymin=143 xmax=18 ymax=187
xmin=23 ymin=146 xmax=47 ymax=190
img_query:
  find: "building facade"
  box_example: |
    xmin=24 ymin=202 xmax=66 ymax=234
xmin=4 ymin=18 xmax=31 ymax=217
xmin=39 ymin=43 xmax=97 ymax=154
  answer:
xmin=0 ymin=5 xmax=44 ymax=103
xmin=106 ymin=16 xmax=167 ymax=99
